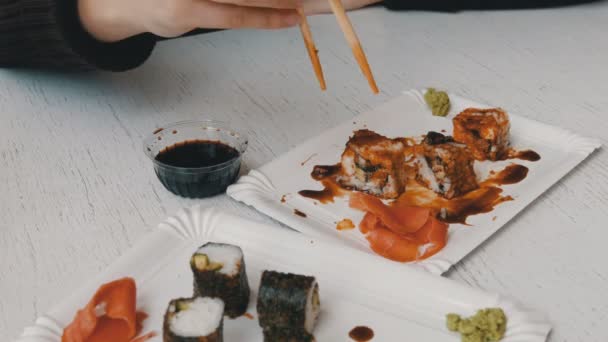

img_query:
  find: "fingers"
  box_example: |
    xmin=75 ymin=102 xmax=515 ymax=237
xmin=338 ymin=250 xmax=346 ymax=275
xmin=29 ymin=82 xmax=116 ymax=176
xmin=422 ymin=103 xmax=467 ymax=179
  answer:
xmin=212 ymin=0 xmax=300 ymax=10
xmin=187 ymin=1 xmax=301 ymax=29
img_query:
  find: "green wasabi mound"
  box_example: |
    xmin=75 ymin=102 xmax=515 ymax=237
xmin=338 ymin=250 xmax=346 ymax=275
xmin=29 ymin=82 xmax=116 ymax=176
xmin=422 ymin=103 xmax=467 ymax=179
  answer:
xmin=424 ymin=88 xmax=451 ymax=117
xmin=446 ymin=308 xmax=507 ymax=342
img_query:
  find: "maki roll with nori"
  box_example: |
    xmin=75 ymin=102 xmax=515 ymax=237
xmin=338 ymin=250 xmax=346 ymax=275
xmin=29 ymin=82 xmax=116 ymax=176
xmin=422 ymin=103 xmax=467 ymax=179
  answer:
xmin=257 ymin=271 xmax=321 ymax=341
xmin=262 ymin=327 xmax=316 ymax=342
xmin=163 ymin=297 xmax=225 ymax=342
xmin=190 ymin=242 xmax=250 ymax=318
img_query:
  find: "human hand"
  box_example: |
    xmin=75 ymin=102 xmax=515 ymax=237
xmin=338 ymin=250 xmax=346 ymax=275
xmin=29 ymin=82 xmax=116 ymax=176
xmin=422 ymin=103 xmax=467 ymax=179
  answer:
xmin=78 ymin=0 xmax=303 ymax=43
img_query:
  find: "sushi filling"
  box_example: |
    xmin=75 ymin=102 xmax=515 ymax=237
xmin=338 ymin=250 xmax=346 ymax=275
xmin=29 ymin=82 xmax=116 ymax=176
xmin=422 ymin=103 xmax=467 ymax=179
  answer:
xmin=413 ymin=154 xmax=442 ymax=194
xmin=193 ymin=243 xmax=243 ymax=276
xmin=304 ymin=282 xmax=321 ymax=334
xmin=168 ymin=297 xmax=224 ymax=337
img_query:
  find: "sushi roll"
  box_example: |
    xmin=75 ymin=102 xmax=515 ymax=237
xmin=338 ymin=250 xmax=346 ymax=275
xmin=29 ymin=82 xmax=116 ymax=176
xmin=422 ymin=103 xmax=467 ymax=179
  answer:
xmin=453 ymin=108 xmax=511 ymax=161
xmin=163 ymin=297 xmax=225 ymax=342
xmin=190 ymin=243 xmax=250 ymax=318
xmin=262 ymin=327 xmax=315 ymax=342
xmin=406 ymin=131 xmax=478 ymax=199
xmin=337 ymin=129 xmax=407 ymax=199
xmin=257 ymin=271 xmax=321 ymax=342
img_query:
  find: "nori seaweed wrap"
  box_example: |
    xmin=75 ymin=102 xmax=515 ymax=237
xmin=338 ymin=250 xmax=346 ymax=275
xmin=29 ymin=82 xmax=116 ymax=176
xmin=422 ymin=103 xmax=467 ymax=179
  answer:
xmin=190 ymin=242 xmax=250 ymax=318
xmin=262 ymin=326 xmax=316 ymax=342
xmin=257 ymin=270 xmax=321 ymax=341
xmin=163 ymin=297 xmax=224 ymax=342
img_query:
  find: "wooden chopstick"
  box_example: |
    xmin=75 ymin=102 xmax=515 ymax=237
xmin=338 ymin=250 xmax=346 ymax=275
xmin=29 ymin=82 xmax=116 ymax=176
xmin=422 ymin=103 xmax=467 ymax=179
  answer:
xmin=297 ymin=9 xmax=326 ymax=91
xmin=326 ymin=0 xmax=379 ymax=94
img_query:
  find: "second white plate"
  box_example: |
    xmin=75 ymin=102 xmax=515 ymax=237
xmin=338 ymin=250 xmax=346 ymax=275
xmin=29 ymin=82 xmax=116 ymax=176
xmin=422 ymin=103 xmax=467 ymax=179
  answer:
xmin=17 ymin=207 xmax=550 ymax=342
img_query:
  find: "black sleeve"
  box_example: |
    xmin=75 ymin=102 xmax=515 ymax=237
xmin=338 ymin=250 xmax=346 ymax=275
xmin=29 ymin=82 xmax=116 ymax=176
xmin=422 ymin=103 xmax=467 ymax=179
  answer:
xmin=0 ymin=0 xmax=156 ymax=71
xmin=383 ymin=0 xmax=601 ymax=11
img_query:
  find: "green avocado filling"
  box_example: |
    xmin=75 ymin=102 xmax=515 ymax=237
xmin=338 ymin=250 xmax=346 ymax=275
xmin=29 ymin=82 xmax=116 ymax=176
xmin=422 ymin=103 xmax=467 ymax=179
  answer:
xmin=191 ymin=254 xmax=223 ymax=271
xmin=176 ymin=300 xmax=190 ymax=312
xmin=446 ymin=308 xmax=507 ymax=342
xmin=424 ymin=88 xmax=451 ymax=117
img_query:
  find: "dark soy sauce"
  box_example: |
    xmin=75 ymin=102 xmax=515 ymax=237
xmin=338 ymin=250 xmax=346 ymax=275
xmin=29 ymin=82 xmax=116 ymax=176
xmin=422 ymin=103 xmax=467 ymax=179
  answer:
xmin=154 ymin=140 xmax=241 ymax=198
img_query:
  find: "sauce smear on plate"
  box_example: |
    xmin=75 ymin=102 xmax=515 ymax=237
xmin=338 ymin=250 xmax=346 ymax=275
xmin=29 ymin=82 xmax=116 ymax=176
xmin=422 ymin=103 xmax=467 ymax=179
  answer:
xmin=299 ymin=164 xmax=346 ymax=203
xmin=395 ymin=164 xmax=528 ymax=224
xmin=349 ymin=326 xmax=374 ymax=341
xmin=507 ymin=149 xmax=541 ymax=162
xmin=485 ymin=164 xmax=529 ymax=186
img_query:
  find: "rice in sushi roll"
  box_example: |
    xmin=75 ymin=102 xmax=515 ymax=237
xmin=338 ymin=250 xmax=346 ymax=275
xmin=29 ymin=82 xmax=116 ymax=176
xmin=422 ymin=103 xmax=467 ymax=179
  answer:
xmin=257 ymin=271 xmax=321 ymax=341
xmin=163 ymin=297 xmax=225 ymax=342
xmin=190 ymin=243 xmax=250 ymax=318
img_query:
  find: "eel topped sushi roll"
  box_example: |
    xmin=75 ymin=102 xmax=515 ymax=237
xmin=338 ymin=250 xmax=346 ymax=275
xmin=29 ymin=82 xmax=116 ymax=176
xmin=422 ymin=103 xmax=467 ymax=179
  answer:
xmin=453 ymin=108 xmax=511 ymax=161
xmin=163 ymin=297 xmax=225 ymax=342
xmin=337 ymin=129 xmax=407 ymax=199
xmin=190 ymin=242 xmax=250 ymax=318
xmin=257 ymin=270 xmax=321 ymax=342
xmin=406 ymin=131 xmax=478 ymax=199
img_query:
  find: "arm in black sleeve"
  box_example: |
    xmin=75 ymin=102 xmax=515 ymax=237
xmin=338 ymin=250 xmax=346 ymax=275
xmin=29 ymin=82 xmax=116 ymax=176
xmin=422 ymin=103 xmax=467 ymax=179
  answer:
xmin=383 ymin=0 xmax=601 ymax=11
xmin=0 ymin=0 xmax=156 ymax=71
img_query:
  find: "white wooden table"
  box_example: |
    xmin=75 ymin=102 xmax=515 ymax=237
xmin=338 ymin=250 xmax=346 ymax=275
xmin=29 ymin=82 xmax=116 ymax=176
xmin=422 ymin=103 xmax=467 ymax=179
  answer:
xmin=2 ymin=3 xmax=608 ymax=341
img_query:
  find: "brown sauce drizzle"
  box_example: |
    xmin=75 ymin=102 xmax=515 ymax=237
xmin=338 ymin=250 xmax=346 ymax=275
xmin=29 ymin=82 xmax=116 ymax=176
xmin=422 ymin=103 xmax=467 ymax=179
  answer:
xmin=484 ymin=164 xmax=529 ymax=186
xmin=511 ymin=149 xmax=541 ymax=161
xmin=395 ymin=181 xmax=513 ymax=224
xmin=395 ymin=164 xmax=527 ymax=223
xmin=294 ymin=209 xmax=307 ymax=218
xmin=349 ymin=326 xmax=374 ymax=341
xmin=153 ymin=127 xmax=164 ymax=134
xmin=298 ymin=179 xmax=345 ymax=204
xmin=311 ymin=164 xmax=341 ymax=180
xmin=299 ymin=165 xmax=346 ymax=203
xmin=301 ymin=153 xmax=318 ymax=166
xmin=504 ymin=148 xmax=541 ymax=162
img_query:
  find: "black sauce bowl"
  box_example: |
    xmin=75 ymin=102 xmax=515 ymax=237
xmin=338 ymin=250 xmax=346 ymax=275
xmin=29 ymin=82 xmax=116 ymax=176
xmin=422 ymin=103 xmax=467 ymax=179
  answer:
xmin=144 ymin=120 xmax=248 ymax=198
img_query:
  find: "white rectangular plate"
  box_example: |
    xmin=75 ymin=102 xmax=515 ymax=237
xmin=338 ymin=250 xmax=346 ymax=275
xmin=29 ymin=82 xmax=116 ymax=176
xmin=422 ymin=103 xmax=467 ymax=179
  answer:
xmin=18 ymin=207 xmax=550 ymax=342
xmin=227 ymin=89 xmax=601 ymax=274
